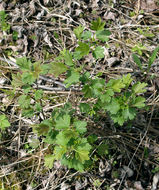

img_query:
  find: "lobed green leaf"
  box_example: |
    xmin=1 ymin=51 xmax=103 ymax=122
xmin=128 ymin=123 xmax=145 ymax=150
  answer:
xmin=74 ymin=25 xmax=84 ymax=39
xmin=96 ymin=30 xmax=111 ymax=42
xmin=0 ymin=115 xmax=10 ymax=130
xmin=55 ymin=114 xmax=71 ymax=130
xmin=49 ymin=62 xmax=67 ymax=77
xmin=93 ymin=46 xmax=105 ymax=59
xmin=90 ymin=17 xmax=105 ymax=31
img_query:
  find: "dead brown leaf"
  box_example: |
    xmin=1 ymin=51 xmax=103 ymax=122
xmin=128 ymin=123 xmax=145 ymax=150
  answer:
xmin=135 ymin=0 xmax=159 ymax=13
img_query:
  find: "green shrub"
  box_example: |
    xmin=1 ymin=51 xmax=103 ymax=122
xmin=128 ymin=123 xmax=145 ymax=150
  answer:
xmin=8 ymin=18 xmax=148 ymax=171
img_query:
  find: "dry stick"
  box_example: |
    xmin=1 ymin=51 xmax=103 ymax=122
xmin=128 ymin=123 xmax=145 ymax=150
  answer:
xmin=0 ymin=147 xmax=48 ymax=176
xmin=107 ymin=24 xmax=159 ymax=30
xmin=43 ymin=170 xmax=58 ymax=190
xmin=17 ymin=114 xmax=22 ymax=160
xmin=0 ymin=57 xmax=19 ymax=68
xmin=117 ymin=104 xmax=155 ymax=190
xmin=136 ymin=139 xmax=147 ymax=180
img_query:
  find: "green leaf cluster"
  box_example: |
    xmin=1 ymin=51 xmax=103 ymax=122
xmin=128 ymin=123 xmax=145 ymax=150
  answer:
xmin=46 ymin=18 xmax=111 ymax=88
xmin=0 ymin=114 xmax=10 ymax=131
xmin=33 ymin=107 xmax=92 ymax=172
xmin=82 ymin=74 xmax=147 ymax=126
xmin=0 ymin=10 xmax=10 ymax=32
xmin=12 ymin=57 xmax=48 ymax=88
xmin=131 ymin=43 xmax=147 ymax=56
xmin=133 ymin=46 xmax=159 ymax=73
xmin=72 ymin=18 xmax=111 ymax=62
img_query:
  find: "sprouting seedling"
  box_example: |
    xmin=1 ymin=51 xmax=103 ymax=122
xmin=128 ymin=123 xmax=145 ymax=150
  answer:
xmin=132 ymin=54 xmax=143 ymax=71
xmin=147 ymin=46 xmax=159 ymax=73
xmin=131 ymin=43 xmax=147 ymax=56
xmin=132 ymin=46 xmax=159 ymax=74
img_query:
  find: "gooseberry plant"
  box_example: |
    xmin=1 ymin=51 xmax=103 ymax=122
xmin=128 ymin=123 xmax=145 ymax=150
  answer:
xmin=5 ymin=18 xmax=148 ymax=172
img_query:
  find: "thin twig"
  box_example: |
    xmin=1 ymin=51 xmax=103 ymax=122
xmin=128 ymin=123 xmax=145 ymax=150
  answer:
xmin=117 ymin=104 xmax=155 ymax=190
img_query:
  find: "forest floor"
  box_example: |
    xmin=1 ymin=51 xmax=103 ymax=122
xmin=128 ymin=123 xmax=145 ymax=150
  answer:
xmin=0 ymin=0 xmax=159 ymax=189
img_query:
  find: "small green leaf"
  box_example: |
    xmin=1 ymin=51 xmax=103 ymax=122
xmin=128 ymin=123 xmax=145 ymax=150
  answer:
xmin=106 ymin=79 xmax=125 ymax=93
xmin=0 ymin=10 xmax=10 ymax=32
xmin=73 ymin=51 xmax=83 ymax=60
xmin=0 ymin=115 xmax=10 ymax=130
xmin=22 ymin=108 xmax=34 ymax=117
xmin=44 ymin=130 xmax=58 ymax=144
xmin=60 ymin=49 xmax=74 ymax=66
xmin=12 ymin=30 xmax=18 ymax=41
xmin=33 ymin=120 xmax=52 ymax=136
xmin=55 ymin=114 xmax=70 ymax=130
xmin=33 ymin=62 xmax=42 ymax=78
xmin=34 ymin=90 xmax=43 ymax=100
xmin=41 ymin=64 xmax=49 ymax=75
xmin=76 ymin=148 xmax=90 ymax=163
xmin=90 ymin=17 xmax=105 ymax=31
xmin=49 ymin=62 xmax=67 ymax=77
xmin=132 ymin=54 xmax=142 ymax=70
xmin=122 ymin=74 xmax=133 ymax=87
xmin=79 ymin=103 xmax=91 ymax=113
xmin=11 ymin=73 xmax=23 ymax=87
xmin=132 ymin=43 xmax=147 ymax=56
xmin=105 ymin=99 xmax=120 ymax=114
xmin=100 ymin=89 xmax=114 ymax=103
xmin=148 ymin=46 xmax=159 ymax=72
xmin=0 ymin=11 xmax=7 ymax=19
xmin=35 ymin=102 xmax=42 ymax=112
xmin=132 ymin=82 xmax=147 ymax=94
xmin=74 ymin=120 xmax=87 ymax=134
xmin=22 ymin=72 xmax=36 ymax=85
xmin=87 ymin=134 xmax=98 ymax=144
xmin=111 ymin=114 xmax=125 ymax=126
xmin=122 ymin=107 xmax=136 ymax=120
xmin=74 ymin=25 xmax=84 ymax=39
xmin=75 ymin=139 xmax=92 ymax=163
xmin=22 ymin=85 xmax=31 ymax=94
xmin=16 ymin=57 xmax=32 ymax=71
xmin=61 ymin=157 xmax=84 ymax=172
xmin=64 ymin=70 xmax=80 ymax=88
xmin=54 ymin=146 xmax=67 ymax=160
xmin=56 ymin=131 xmax=71 ymax=146
xmin=44 ymin=155 xmax=55 ymax=169
xmin=80 ymin=72 xmax=90 ymax=83
xmin=97 ymin=144 xmax=109 ymax=156
xmin=96 ymin=30 xmax=111 ymax=42
xmin=93 ymin=46 xmax=105 ymax=59
xmin=74 ymin=42 xmax=90 ymax=60
xmin=81 ymin=31 xmax=92 ymax=40
xmin=91 ymin=78 xmax=105 ymax=96
xmin=18 ymin=95 xmax=31 ymax=109
xmin=82 ymin=85 xmax=93 ymax=98
xmin=132 ymin=96 xmax=146 ymax=108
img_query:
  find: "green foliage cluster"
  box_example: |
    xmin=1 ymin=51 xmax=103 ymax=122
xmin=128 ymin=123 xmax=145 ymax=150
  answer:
xmin=37 ymin=104 xmax=92 ymax=172
xmin=0 ymin=114 xmax=10 ymax=131
xmin=0 ymin=10 xmax=10 ymax=32
xmin=11 ymin=57 xmax=47 ymax=117
xmin=131 ymin=43 xmax=147 ymax=56
xmin=0 ymin=10 xmax=18 ymax=41
xmin=1 ymin=17 xmax=151 ymax=172
xmin=133 ymin=46 xmax=159 ymax=73
xmin=83 ymin=73 xmax=147 ymax=126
